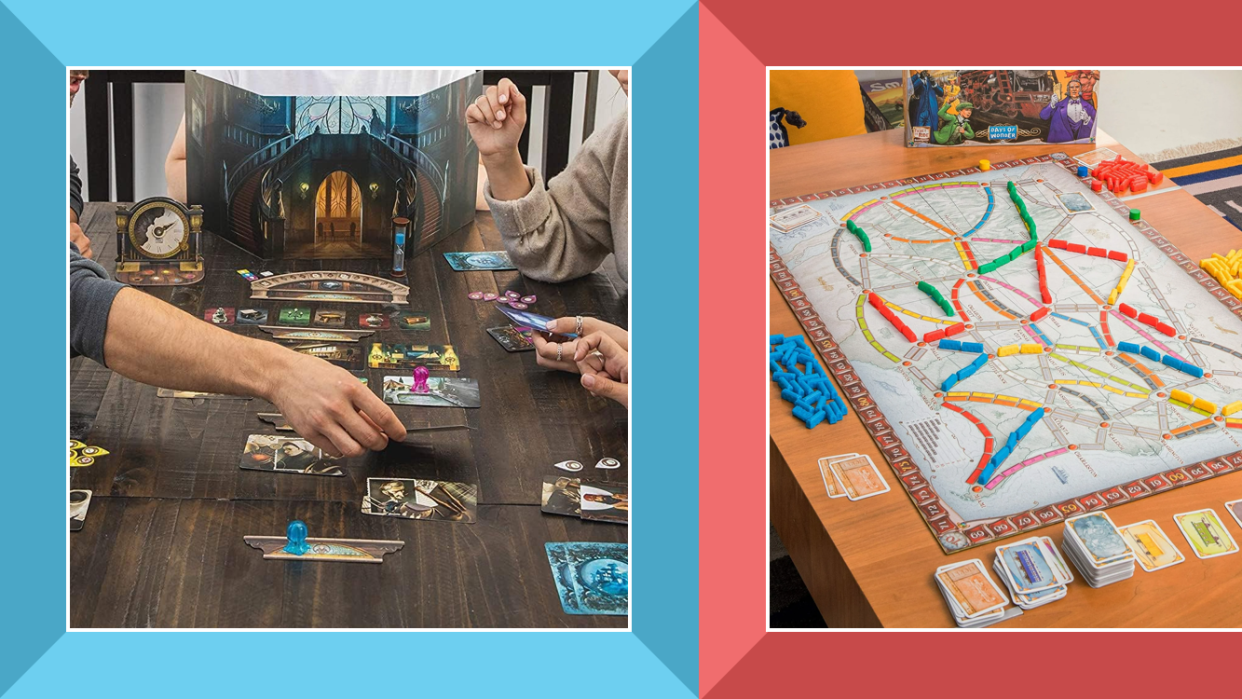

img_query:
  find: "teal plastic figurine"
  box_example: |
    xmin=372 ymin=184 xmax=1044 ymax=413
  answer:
xmin=284 ymin=519 xmax=311 ymax=555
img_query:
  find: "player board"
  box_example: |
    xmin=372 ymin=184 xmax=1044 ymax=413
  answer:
xmin=770 ymin=153 xmax=1242 ymax=553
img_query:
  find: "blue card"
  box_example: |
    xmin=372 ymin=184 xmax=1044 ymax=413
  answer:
xmin=443 ymin=251 xmax=516 ymax=271
xmin=1066 ymin=512 xmax=1130 ymax=564
xmin=998 ymin=542 xmax=1057 ymax=594
xmin=545 ymin=542 xmax=628 ymax=615
xmin=496 ymin=304 xmax=576 ymax=338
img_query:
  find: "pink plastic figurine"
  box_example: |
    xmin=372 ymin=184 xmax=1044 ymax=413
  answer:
xmin=412 ymin=365 xmax=430 ymax=394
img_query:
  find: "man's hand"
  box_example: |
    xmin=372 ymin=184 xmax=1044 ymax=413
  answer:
xmin=466 ymin=78 xmax=527 ymax=160
xmin=265 ymin=352 xmax=407 ymax=457
xmin=573 ymin=331 xmax=629 ymax=407
xmin=71 ymin=221 xmax=92 ymax=259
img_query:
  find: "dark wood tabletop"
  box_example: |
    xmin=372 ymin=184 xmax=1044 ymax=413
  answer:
xmin=70 ymin=202 xmax=629 ymax=628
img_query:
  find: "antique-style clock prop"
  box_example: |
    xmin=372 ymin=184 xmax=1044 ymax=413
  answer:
xmin=115 ymin=197 xmax=205 ymax=286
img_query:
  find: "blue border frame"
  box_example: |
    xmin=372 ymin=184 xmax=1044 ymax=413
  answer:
xmin=0 ymin=1 xmax=698 ymax=695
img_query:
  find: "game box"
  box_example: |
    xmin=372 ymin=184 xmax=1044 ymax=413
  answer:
xmin=904 ymin=70 xmax=1099 ymax=148
xmin=185 ymin=71 xmax=481 ymax=260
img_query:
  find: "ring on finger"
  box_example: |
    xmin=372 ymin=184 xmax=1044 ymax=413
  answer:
xmin=575 ymin=315 xmax=584 ymax=336
xmin=556 ymin=343 xmax=563 ymax=362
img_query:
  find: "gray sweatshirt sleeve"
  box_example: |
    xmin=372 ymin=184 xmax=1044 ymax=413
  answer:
xmin=70 ymin=156 xmax=84 ymax=219
xmin=70 ymin=243 xmax=124 ymax=365
xmin=485 ymin=113 xmax=627 ymax=282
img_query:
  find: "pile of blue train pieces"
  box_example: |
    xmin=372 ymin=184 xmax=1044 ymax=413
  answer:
xmin=769 ymin=334 xmax=849 ymax=428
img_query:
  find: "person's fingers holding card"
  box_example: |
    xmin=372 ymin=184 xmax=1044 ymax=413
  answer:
xmin=545 ymin=316 xmax=628 ymax=350
xmin=531 ymin=333 xmax=581 ymax=373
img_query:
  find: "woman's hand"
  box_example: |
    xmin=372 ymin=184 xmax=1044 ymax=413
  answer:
xmin=530 ymin=316 xmax=629 ymax=374
xmin=573 ymin=331 xmax=629 ymax=407
xmin=466 ymin=78 xmax=527 ymax=160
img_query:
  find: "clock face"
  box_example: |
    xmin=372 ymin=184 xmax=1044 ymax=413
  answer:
xmin=130 ymin=205 xmax=187 ymax=259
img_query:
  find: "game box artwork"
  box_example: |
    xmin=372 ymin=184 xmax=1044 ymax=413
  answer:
xmin=185 ymin=71 xmax=482 ymax=260
xmin=903 ymin=70 xmax=1099 ymax=147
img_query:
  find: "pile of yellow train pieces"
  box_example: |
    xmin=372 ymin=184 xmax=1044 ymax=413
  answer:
xmin=1200 ymin=249 xmax=1242 ymax=299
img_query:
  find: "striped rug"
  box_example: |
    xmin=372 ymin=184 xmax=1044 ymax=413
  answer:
xmin=1152 ymin=145 xmax=1242 ymax=231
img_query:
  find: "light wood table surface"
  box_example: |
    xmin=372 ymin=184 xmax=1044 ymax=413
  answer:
xmin=769 ymin=129 xmax=1242 ymax=628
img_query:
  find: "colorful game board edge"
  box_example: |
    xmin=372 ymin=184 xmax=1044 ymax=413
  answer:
xmin=769 ymin=152 xmax=1242 ymax=554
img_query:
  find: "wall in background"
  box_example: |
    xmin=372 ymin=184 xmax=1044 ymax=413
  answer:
xmin=70 ymin=69 xmax=629 ymax=202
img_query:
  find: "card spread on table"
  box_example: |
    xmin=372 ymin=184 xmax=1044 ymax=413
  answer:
xmin=1226 ymin=500 xmax=1242 ymax=530
xmin=541 ymin=476 xmax=581 ymax=517
xmin=444 ymin=251 xmax=516 ymax=271
xmin=1119 ymin=519 xmax=1185 ymax=572
xmin=817 ymin=454 xmax=855 ymax=499
xmin=1173 ymin=508 xmax=1239 ymax=559
xmin=935 ymin=559 xmax=1006 ymax=618
xmin=362 ymin=478 xmax=477 ymax=524
xmin=70 ymin=489 xmax=92 ymax=532
xmin=826 ymin=454 xmax=889 ymax=501
xmin=487 ymin=325 xmax=535 ymax=352
xmin=579 ymin=481 xmax=628 ymax=524
xmin=544 ymin=542 xmax=628 ymax=615
xmin=381 ymin=376 xmax=481 ymax=408
xmin=239 ymin=434 xmax=343 ymax=477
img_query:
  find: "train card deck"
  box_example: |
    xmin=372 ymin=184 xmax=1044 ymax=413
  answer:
xmin=239 ymin=435 xmax=344 ymax=477
xmin=544 ymin=542 xmax=628 ymax=615
xmin=361 ymin=478 xmax=477 ymax=523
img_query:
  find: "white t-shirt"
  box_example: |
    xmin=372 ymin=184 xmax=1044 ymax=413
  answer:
xmin=195 ymin=69 xmax=477 ymax=96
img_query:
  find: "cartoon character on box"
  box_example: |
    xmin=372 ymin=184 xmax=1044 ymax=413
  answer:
xmin=1064 ymin=70 xmax=1100 ymax=108
xmin=934 ymin=101 xmax=973 ymax=145
xmin=909 ymin=71 xmax=944 ymax=133
xmin=1040 ymin=79 xmax=1096 ymax=143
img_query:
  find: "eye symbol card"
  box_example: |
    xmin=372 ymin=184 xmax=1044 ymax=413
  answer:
xmin=239 ymin=434 xmax=343 ymax=477
xmin=545 ymin=542 xmax=628 ymax=615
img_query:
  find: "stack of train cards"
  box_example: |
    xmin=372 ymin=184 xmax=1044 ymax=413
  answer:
xmin=992 ymin=536 xmax=1072 ymax=609
xmin=1061 ymin=512 xmax=1135 ymax=587
xmin=934 ymin=559 xmax=1013 ymax=627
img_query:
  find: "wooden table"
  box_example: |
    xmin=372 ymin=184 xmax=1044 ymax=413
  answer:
xmin=71 ymin=203 xmax=629 ymax=628
xmin=769 ymin=129 xmax=1242 ymax=628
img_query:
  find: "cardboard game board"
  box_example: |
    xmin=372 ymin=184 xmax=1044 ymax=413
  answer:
xmin=770 ymin=153 xmax=1242 ymax=552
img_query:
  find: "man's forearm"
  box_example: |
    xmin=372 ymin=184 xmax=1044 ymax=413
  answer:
xmin=102 ymin=287 xmax=290 ymax=400
xmin=482 ymin=150 xmax=532 ymax=201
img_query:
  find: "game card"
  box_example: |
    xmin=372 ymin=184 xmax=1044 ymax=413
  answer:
xmin=368 ymin=343 xmax=460 ymax=371
xmin=1119 ymin=520 xmax=1185 ymax=572
xmin=544 ymin=542 xmax=628 ymax=615
xmin=1226 ymin=500 xmax=1242 ymax=530
xmin=313 ymin=309 xmax=346 ymax=327
xmin=278 ymin=306 xmax=312 ymax=326
xmin=935 ymin=559 xmax=1006 ymax=618
xmin=239 ymin=434 xmax=343 ymax=477
xmin=394 ymin=311 xmax=430 ymax=331
xmin=817 ymin=454 xmax=855 ymax=499
xmin=1064 ymin=512 xmax=1132 ymax=565
xmin=487 ymin=325 xmax=536 ymax=352
xmin=995 ymin=540 xmax=1062 ymax=594
xmin=541 ymin=476 xmax=581 ymax=517
xmin=495 ymin=305 xmax=572 ymax=337
xmin=362 ymin=478 xmax=477 ymax=524
xmin=381 ymin=376 xmax=480 ymax=408
xmin=579 ymin=481 xmax=628 ymax=524
xmin=204 ymin=307 xmax=235 ymax=325
xmin=156 ymin=388 xmax=248 ymax=399
xmin=1173 ymin=509 xmax=1239 ymax=559
xmin=826 ymin=454 xmax=890 ymax=501
xmin=291 ymin=343 xmax=363 ymax=369
xmin=358 ymin=312 xmax=390 ymax=329
xmin=444 ymin=251 xmax=516 ymax=271
xmin=236 ymin=308 xmax=268 ymax=325
xmin=69 ymin=489 xmax=92 ymax=532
